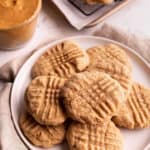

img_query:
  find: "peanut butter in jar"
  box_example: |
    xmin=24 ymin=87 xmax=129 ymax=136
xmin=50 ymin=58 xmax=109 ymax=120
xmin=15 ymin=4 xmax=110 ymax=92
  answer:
xmin=0 ymin=0 xmax=41 ymax=50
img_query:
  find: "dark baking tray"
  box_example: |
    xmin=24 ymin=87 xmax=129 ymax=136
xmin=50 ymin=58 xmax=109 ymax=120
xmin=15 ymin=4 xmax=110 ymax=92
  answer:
xmin=68 ymin=0 xmax=123 ymax=16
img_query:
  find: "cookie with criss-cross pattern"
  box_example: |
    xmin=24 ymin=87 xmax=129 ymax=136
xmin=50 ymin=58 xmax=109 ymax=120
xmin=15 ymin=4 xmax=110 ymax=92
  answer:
xmin=66 ymin=121 xmax=123 ymax=150
xmin=25 ymin=76 xmax=67 ymax=126
xmin=87 ymin=44 xmax=132 ymax=97
xmin=85 ymin=0 xmax=114 ymax=4
xmin=62 ymin=71 xmax=124 ymax=124
xmin=113 ymin=82 xmax=150 ymax=129
xmin=32 ymin=40 xmax=89 ymax=78
xmin=19 ymin=112 xmax=66 ymax=148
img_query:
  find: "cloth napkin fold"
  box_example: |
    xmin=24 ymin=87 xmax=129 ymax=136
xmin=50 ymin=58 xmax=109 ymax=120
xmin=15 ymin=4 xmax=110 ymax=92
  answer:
xmin=0 ymin=24 xmax=150 ymax=150
xmin=0 ymin=57 xmax=29 ymax=150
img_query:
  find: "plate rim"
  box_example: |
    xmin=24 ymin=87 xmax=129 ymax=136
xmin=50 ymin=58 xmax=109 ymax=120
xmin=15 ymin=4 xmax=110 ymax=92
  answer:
xmin=10 ymin=35 xmax=150 ymax=149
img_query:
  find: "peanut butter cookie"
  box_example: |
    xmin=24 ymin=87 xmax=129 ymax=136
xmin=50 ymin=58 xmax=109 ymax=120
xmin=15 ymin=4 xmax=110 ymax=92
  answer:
xmin=85 ymin=0 xmax=114 ymax=4
xmin=32 ymin=41 xmax=89 ymax=78
xmin=113 ymin=83 xmax=150 ymax=129
xmin=19 ymin=112 xmax=66 ymax=148
xmin=26 ymin=76 xmax=67 ymax=126
xmin=62 ymin=71 xmax=124 ymax=124
xmin=87 ymin=44 xmax=132 ymax=97
xmin=66 ymin=121 xmax=123 ymax=150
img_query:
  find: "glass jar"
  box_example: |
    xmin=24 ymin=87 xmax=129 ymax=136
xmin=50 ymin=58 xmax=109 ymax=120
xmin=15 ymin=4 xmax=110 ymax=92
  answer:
xmin=0 ymin=0 xmax=41 ymax=50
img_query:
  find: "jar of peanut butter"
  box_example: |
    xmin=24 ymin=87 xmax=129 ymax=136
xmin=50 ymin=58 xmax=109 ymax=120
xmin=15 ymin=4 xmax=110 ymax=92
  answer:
xmin=0 ymin=0 xmax=41 ymax=50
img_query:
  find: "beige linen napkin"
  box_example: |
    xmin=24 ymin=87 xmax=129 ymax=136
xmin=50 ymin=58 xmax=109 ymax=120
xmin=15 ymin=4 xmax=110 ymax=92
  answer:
xmin=0 ymin=56 xmax=30 ymax=150
xmin=0 ymin=24 xmax=150 ymax=150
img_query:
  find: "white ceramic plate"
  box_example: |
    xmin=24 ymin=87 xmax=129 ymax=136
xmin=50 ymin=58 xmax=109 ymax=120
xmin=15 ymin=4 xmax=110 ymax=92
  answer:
xmin=11 ymin=36 xmax=150 ymax=150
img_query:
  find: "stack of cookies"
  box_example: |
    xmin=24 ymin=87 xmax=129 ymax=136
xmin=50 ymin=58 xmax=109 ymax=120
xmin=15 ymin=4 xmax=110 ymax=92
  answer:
xmin=19 ymin=40 xmax=150 ymax=149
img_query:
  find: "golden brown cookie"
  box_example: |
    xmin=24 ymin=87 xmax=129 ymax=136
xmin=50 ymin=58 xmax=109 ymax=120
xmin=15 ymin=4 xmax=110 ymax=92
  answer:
xmin=87 ymin=44 xmax=132 ymax=97
xmin=66 ymin=121 xmax=123 ymax=150
xmin=32 ymin=40 xmax=89 ymax=78
xmin=85 ymin=0 xmax=114 ymax=4
xmin=113 ymin=83 xmax=150 ymax=129
xmin=26 ymin=76 xmax=67 ymax=126
xmin=19 ymin=112 xmax=66 ymax=148
xmin=62 ymin=71 xmax=124 ymax=124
